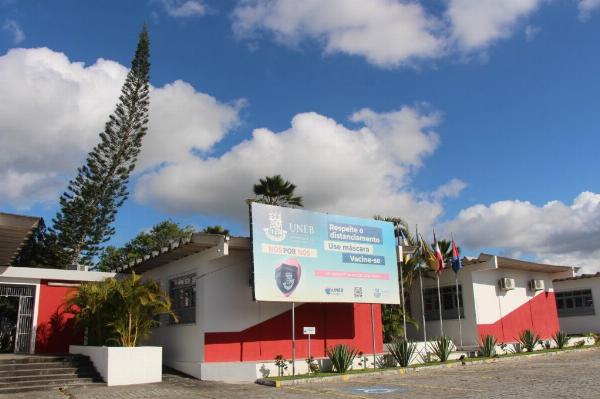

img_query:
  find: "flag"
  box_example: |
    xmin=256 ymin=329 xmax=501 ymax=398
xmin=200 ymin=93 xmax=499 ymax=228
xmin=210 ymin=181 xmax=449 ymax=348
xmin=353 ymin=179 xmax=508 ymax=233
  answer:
xmin=419 ymin=233 xmax=438 ymax=272
xmin=398 ymin=229 xmax=411 ymax=264
xmin=433 ymin=231 xmax=444 ymax=276
xmin=451 ymin=238 xmax=463 ymax=273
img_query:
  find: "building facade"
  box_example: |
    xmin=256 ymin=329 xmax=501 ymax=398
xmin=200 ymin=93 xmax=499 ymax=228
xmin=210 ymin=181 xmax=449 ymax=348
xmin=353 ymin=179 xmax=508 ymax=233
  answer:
xmin=132 ymin=234 xmax=384 ymax=382
xmin=554 ymin=273 xmax=600 ymax=335
xmin=406 ymin=254 xmax=575 ymax=347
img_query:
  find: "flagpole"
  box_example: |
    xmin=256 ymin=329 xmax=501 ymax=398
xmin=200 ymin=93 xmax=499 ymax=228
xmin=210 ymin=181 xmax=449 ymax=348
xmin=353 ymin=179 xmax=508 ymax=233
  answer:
xmin=452 ymin=232 xmax=463 ymax=347
xmin=418 ymin=267 xmax=427 ymax=346
xmin=396 ymin=223 xmax=407 ymax=341
xmin=455 ymin=272 xmax=463 ymax=347
xmin=436 ymin=274 xmax=444 ymax=337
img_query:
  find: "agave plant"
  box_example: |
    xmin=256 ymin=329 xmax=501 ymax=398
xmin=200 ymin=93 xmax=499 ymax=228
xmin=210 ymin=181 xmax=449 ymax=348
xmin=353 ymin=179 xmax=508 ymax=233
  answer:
xmin=388 ymin=338 xmax=417 ymax=367
xmin=517 ymin=329 xmax=541 ymax=352
xmin=553 ymin=331 xmax=569 ymax=349
xmin=429 ymin=336 xmax=453 ymax=362
xmin=478 ymin=334 xmax=498 ymax=357
xmin=326 ymin=344 xmax=359 ymax=373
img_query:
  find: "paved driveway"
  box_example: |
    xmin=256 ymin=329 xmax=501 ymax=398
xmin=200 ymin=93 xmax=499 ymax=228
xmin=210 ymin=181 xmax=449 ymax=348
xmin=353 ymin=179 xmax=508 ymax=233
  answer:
xmin=5 ymin=348 xmax=600 ymax=399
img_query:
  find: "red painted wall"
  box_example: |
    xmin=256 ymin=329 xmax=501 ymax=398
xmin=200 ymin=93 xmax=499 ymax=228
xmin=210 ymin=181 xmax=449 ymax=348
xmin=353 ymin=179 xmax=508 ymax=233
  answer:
xmin=477 ymin=291 xmax=560 ymax=343
xmin=204 ymin=303 xmax=383 ymax=362
xmin=35 ymin=281 xmax=83 ymax=353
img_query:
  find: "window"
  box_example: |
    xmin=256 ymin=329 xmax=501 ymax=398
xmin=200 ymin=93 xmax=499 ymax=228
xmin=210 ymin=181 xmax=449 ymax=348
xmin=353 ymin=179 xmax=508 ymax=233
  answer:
xmin=422 ymin=285 xmax=464 ymax=321
xmin=556 ymin=289 xmax=595 ymax=317
xmin=169 ymin=274 xmax=196 ymax=324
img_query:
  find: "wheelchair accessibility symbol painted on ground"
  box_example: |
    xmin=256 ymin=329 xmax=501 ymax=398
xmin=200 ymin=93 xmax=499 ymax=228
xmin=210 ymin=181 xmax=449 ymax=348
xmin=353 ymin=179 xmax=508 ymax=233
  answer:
xmin=349 ymin=386 xmax=406 ymax=394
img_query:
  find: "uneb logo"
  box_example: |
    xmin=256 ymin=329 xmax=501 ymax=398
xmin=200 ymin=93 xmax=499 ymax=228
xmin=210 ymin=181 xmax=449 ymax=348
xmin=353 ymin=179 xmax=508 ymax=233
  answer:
xmin=264 ymin=211 xmax=287 ymax=242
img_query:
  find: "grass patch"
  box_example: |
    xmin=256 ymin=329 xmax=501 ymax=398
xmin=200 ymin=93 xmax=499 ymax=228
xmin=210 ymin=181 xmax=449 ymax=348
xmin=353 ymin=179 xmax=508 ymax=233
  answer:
xmin=262 ymin=344 xmax=597 ymax=382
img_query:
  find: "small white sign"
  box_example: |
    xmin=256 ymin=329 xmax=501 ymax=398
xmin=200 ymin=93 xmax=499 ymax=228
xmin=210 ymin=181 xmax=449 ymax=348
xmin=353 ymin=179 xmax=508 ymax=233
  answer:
xmin=303 ymin=326 xmax=316 ymax=335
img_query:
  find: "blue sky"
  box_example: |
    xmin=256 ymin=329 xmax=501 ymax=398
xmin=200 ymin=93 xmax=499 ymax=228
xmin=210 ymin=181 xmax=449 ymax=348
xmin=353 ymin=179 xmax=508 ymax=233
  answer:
xmin=1 ymin=0 xmax=599 ymax=271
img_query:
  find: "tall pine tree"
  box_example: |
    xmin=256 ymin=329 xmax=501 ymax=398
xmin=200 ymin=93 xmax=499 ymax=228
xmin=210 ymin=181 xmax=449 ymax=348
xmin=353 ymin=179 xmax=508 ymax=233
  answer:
xmin=52 ymin=26 xmax=150 ymax=267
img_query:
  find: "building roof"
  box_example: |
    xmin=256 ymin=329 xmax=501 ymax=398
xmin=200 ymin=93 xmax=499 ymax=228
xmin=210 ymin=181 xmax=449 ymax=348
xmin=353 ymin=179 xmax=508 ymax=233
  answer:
xmin=0 ymin=266 xmax=115 ymax=282
xmin=553 ymin=272 xmax=600 ymax=282
xmin=129 ymin=233 xmax=250 ymax=273
xmin=0 ymin=212 xmax=41 ymax=266
xmin=466 ymin=253 xmax=574 ymax=274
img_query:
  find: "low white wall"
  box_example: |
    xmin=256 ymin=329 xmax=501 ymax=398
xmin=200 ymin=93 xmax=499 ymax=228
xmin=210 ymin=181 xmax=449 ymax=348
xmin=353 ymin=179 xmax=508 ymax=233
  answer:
xmin=70 ymin=346 xmax=162 ymax=386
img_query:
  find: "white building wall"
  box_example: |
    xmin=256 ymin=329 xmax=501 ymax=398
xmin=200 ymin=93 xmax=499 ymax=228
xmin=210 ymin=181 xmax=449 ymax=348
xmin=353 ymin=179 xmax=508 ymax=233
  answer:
xmin=406 ymin=268 xmax=479 ymax=346
xmin=554 ymin=277 xmax=600 ymax=334
xmin=142 ymin=247 xmax=298 ymax=380
xmin=471 ymin=268 xmax=556 ymax=325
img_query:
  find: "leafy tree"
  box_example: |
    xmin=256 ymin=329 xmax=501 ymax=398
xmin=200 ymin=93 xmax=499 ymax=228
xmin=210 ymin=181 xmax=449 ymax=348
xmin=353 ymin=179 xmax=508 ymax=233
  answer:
xmin=66 ymin=273 xmax=175 ymax=347
xmin=202 ymin=225 xmax=230 ymax=235
xmin=51 ymin=26 xmax=151 ymax=267
xmin=250 ymin=175 xmax=303 ymax=207
xmin=96 ymin=220 xmax=192 ymax=272
xmin=13 ymin=220 xmax=63 ymax=269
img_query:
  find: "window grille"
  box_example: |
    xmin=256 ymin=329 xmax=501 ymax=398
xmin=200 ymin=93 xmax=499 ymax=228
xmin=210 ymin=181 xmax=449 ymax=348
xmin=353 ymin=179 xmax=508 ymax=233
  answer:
xmin=556 ymin=289 xmax=595 ymax=317
xmin=169 ymin=274 xmax=196 ymax=324
xmin=421 ymin=285 xmax=464 ymax=321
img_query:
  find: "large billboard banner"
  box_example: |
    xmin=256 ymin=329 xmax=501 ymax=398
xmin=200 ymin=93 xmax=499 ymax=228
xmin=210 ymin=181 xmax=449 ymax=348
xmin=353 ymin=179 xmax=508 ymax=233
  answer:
xmin=250 ymin=203 xmax=400 ymax=304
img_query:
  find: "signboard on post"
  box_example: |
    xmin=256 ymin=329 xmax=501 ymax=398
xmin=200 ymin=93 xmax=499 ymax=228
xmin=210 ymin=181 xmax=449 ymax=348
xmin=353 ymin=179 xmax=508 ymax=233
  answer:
xmin=303 ymin=326 xmax=316 ymax=335
xmin=250 ymin=203 xmax=400 ymax=304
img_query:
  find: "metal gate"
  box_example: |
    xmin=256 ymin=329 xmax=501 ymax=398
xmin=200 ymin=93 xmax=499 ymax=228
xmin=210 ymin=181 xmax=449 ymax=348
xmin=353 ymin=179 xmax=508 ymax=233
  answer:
xmin=0 ymin=284 xmax=35 ymax=353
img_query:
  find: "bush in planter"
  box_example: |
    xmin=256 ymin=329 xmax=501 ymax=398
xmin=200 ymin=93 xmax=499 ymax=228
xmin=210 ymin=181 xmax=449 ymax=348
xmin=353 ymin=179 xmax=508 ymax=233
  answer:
xmin=429 ymin=336 xmax=453 ymax=362
xmin=478 ymin=334 xmax=498 ymax=357
xmin=388 ymin=338 xmax=417 ymax=367
xmin=517 ymin=329 xmax=541 ymax=352
xmin=326 ymin=344 xmax=358 ymax=373
xmin=67 ymin=273 xmax=176 ymax=346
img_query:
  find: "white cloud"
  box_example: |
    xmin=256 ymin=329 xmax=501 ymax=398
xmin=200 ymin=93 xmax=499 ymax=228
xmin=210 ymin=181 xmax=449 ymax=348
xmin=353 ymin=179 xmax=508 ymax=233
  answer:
xmin=524 ymin=25 xmax=541 ymax=42
xmin=232 ymin=0 xmax=555 ymax=67
xmin=0 ymin=47 xmax=241 ymax=207
xmin=3 ymin=19 xmax=25 ymax=44
xmin=447 ymin=0 xmax=542 ymax=50
xmin=232 ymin=0 xmax=446 ymax=68
xmin=445 ymin=192 xmax=600 ymax=273
xmin=578 ymin=0 xmax=600 ymax=20
xmin=135 ymin=107 xmax=464 ymax=230
xmin=160 ymin=0 xmax=207 ymax=17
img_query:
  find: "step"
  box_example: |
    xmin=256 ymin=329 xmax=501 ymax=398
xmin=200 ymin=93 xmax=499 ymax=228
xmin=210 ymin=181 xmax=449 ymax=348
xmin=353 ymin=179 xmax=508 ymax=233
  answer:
xmin=0 ymin=381 xmax=105 ymax=395
xmin=0 ymin=355 xmax=88 ymax=365
xmin=0 ymin=376 xmax=99 ymax=388
xmin=0 ymin=367 xmax=95 ymax=377
xmin=0 ymin=372 xmax=99 ymax=383
xmin=0 ymin=360 xmax=90 ymax=371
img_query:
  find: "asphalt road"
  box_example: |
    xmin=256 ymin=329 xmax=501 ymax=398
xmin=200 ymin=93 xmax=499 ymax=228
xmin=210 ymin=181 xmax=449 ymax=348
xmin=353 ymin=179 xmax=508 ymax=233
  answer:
xmin=6 ymin=347 xmax=600 ymax=399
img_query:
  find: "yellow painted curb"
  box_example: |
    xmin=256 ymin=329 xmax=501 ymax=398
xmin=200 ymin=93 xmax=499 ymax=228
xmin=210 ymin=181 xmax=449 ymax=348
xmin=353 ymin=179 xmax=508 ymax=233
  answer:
xmin=341 ymin=375 xmax=349 ymax=381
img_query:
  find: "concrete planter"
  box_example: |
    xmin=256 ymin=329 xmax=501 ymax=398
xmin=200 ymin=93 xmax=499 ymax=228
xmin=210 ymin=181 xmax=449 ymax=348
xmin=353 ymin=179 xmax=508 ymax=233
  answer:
xmin=70 ymin=345 xmax=162 ymax=386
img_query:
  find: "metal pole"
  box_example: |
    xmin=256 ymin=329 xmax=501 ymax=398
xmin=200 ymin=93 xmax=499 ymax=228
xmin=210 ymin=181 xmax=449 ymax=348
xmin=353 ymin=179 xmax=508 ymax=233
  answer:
xmin=436 ymin=275 xmax=444 ymax=337
xmin=370 ymin=303 xmax=377 ymax=369
xmin=291 ymin=302 xmax=296 ymax=376
xmin=455 ymin=273 xmax=463 ymax=347
xmin=308 ymin=333 xmax=311 ymax=361
xmin=396 ymin=225 xmax=407 ymax=340
xmin=419 ymin=267 xmax=427 ymax=344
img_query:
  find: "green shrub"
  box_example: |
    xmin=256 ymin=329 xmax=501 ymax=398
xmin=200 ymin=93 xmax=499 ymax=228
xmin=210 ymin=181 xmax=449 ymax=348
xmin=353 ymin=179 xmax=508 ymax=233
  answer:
xmin=478 ymin=334 xmax=498 ymax=357
xmin=327 ymin=344 xmax=358 ymax=373
xmin=388 ymin=339 xmax=417 ymax=367
xmin=429 ymin=336 xmax=453 ymax=362
xmin=517 ymin=329 xmax=541 ymax=352
xmin=553 ymin=331 xmax=569 ymax=349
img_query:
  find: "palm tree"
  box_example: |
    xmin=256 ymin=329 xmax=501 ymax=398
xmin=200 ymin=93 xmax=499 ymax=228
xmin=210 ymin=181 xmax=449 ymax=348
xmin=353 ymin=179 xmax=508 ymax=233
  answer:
xmin=67 ymin=274 xmax=175 ymax=347
xmin=202 ymin=225 xmax=230 ymax=235
xmin=251 ymin=175 xmax=303 ymax=207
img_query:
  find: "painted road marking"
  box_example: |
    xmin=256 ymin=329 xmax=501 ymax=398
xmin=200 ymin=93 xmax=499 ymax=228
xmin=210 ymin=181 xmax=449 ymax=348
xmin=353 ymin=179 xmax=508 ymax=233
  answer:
xmin=350 ymin=386 xmax=404 ymax=394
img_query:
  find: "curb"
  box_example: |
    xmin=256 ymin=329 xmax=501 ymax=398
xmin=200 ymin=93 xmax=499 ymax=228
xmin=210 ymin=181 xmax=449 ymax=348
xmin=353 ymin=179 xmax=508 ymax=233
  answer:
xmin=255 ymin=346 xmax=599 ymax=388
